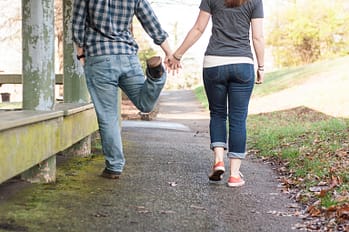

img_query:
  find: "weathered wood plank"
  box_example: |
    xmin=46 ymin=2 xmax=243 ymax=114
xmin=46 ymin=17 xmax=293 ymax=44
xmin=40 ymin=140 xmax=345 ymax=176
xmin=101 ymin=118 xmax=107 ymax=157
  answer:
xmin=0 ymin=104 xmax=98 ymax=184
xmin=0 ymin=74 xmax=63 ymax=85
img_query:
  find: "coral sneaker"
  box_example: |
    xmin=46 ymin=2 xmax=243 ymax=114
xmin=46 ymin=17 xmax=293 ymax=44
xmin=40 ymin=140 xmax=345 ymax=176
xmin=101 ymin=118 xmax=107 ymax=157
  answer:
xmin=227 ymin=173 xmax=245 ymax=187
xmin=208 ymin=161 xmax=225 ymax=181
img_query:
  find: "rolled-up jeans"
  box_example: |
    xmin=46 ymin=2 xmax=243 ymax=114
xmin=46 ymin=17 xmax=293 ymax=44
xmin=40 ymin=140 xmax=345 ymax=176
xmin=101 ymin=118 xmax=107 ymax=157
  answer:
xmin=84 ymin=54 xmax=166 ymax=172
xmin=203 ymin=63 xmax=254 ymax=159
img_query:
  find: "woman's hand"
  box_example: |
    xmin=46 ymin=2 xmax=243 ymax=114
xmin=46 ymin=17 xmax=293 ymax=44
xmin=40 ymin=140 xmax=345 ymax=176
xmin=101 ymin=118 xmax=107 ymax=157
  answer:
xmin=255 ymin=69 xmax=264 ymax=84
xmin=165 ymin=54 xmax=182 ymax=75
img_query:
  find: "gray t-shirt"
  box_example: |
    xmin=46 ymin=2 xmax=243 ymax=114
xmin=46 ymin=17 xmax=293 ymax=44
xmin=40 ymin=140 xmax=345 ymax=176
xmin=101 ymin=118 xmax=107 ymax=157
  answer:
xmin=200 ymin=0 xmax=264 ymax=59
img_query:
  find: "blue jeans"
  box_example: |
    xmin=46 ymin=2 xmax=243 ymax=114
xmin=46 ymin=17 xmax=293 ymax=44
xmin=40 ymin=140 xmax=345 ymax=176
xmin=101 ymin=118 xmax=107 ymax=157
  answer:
xmin=84 ymin=55 xmax=166 ymax=172
xmin=203 ymin=63 xmax=254 ymax=159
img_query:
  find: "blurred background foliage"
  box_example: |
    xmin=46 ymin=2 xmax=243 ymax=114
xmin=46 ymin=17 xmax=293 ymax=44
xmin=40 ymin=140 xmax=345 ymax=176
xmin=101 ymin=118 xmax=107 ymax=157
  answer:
xmin=1 ymin=0 xmax=349 ymax=82
xmin=267 ymin=0 xmax=349 ymax=67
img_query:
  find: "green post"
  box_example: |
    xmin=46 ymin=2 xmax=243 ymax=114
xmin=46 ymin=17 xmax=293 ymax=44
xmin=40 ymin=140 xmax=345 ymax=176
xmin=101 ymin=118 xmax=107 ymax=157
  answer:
xmin=62 ymin=0 xmax=92 ymax=157
xmin=22 ymin=0 xmax=56 ymax=111
xmin=21 ymin=0 xmax=56 ymax=183
xmin=63 ymin=0 xmax=89 ymax=103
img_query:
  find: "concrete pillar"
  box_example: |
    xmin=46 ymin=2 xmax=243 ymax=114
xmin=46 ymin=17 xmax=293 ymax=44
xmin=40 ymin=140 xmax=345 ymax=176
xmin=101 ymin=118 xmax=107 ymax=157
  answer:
xmin=22 ymin=0 xmax=55 ymax=111
xmin=21 ymin=0 xmax=56 ymax=183
xmin=62 ymin=0 xmax=92 ymax=156
xmin=61 ymin=136 xmax=92 ymax=158
xmin=20 ymin=158 xmax=56 ymax=184
xmin=63 ymin=0 xmax=89 ymax=103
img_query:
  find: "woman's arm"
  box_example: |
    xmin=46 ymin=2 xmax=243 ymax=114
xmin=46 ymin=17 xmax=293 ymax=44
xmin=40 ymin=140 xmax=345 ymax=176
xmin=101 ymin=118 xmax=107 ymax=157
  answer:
xmin=251 ymin=18 xmax=265 ymax=84
xmin=169 ymin=10 xmax=211 ymax=69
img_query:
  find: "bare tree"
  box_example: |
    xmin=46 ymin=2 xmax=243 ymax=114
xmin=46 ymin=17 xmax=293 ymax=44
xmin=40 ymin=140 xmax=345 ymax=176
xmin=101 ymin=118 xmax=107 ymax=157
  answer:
xmin=55 ymin=0 xmax=63 ymax=73
xmin=0 ymin=1 xmax=21 ymax=45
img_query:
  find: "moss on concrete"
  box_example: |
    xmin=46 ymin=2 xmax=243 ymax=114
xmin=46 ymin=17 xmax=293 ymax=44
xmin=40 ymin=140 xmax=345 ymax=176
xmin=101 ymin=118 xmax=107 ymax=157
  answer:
xmin=0 ymin=147 xmax=106 ymax=231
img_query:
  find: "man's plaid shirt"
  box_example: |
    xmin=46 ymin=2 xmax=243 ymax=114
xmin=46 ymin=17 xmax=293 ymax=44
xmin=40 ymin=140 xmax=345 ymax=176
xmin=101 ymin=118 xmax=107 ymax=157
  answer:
xmin=72 ymin=0 xmax=168 ymax=56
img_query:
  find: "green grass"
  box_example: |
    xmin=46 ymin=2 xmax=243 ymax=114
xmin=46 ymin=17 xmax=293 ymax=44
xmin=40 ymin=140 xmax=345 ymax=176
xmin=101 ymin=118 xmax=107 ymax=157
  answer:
xmin=0 ymin=153 xmax=106 ymax=231
xmin=194 ymin=86 xmax=208 ymax=109
xmin=247 ymin=109 xmax=348 ymax=182
xmin=0 ymin=102 xmax=22 ymax=109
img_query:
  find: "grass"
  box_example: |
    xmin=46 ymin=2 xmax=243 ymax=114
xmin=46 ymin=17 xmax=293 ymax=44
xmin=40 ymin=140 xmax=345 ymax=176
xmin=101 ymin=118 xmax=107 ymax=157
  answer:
xmin=247 ymin=108 xmax=348 ymax=180
xmin=0 ymin=102 xmax=21 ymax=109
xmin=0 ymin=153 xmax=106 ymax=231
xmin=194 ymin=57 xmax=349 ymax=221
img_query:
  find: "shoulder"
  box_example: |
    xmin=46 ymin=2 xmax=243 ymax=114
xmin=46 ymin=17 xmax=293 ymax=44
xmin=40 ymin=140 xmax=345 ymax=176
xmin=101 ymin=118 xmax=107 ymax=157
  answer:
xmin=249 ymin=0 xmax=263 ymax=7
xmin=244 ymin=0 xmax=263 ymax=10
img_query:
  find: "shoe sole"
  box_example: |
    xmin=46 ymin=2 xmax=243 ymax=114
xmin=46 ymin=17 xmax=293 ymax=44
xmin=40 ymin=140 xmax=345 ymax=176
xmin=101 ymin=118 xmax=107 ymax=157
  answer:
xmin=147 ymin=56 xmax=161 ymax=68
xmin=101 ymin=173 xmax=120 ymax=179
xmin=227 ymin=180 xmax=245 ymax=187
xmin=209 ymin=168 xmax=225 ymax=181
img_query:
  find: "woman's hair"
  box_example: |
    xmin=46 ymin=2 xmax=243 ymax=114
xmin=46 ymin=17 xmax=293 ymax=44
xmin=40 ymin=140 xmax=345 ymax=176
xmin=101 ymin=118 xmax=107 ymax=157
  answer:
xmin=225 ymin=0 xmax=248 ymax=8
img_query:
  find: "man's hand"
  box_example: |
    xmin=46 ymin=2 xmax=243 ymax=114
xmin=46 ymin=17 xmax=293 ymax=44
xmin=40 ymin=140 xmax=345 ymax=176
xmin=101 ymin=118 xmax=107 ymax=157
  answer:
xmin=165 ymin=54 xmax=182 ymax=75
xmin=76 ymin=46 xmax=85 ymax=66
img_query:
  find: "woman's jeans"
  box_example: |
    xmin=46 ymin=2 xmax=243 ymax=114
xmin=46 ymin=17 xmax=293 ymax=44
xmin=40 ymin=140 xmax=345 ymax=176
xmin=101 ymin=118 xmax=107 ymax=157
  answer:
xmin=203 ymin=63 xmax=254 ymax=159
xmin=84 ymin=55 xmax=166 ymax=172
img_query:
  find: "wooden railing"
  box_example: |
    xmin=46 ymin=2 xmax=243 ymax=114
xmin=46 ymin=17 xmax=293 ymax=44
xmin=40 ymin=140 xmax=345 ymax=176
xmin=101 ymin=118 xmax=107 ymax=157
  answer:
xmin=0 ymin=74 xmax=99 ymax=184
xmin=0 ymin=74 xmax=63 ymax=85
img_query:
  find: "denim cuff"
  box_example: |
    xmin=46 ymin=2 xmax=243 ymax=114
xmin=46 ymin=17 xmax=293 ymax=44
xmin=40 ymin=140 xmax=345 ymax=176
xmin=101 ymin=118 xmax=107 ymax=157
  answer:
xmin=227 ymin=151 xmax=246 ymax=159
xmin=210 ymin=142 xmax=227 ymax=150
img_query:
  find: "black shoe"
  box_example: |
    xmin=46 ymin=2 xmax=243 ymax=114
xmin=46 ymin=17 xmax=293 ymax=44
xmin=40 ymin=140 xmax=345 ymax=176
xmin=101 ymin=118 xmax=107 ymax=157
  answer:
xmin=146 ymin=56 xmax=164 ymax=79
xmin=101 ymin=168 xmax=121 ymax=179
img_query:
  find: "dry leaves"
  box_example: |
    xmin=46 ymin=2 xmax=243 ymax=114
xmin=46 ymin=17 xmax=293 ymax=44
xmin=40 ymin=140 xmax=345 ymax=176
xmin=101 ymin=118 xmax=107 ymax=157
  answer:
xmin=262 ymin=147 xmax=349 ymax=230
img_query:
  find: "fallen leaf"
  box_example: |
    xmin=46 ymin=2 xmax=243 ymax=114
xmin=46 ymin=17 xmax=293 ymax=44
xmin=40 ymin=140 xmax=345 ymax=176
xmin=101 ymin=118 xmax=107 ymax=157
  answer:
xmin=135 ymin=206 xmax=151 ymax=214
xmin=93 ymin=212 xmax=109 ymax=217
xmin=336 ymin=204 xmax=349 ymax=220
xmin=318 ymin=188 xmax=331 ymax=197
xmin=288 ymin=203 xmax=300 ymax=209
xmin=309 ymin=186 xmax=324 ymax=192
xmin=330 ymin=175 xmax=340 ymax=187
xmin=318 ymin=181 xmax=328 ymax=186
xmin=160 ymin=210 xmax=176 ymax=214
xmin=327 ymin=205 xmax=338 ymax=212
xmin=138 ymin=210 xmax=151 ymax=214
xmin=307 ymin=205 xmax=322 ymax=217
xmin=278 ymin=166 xmax=288 ymax=172
xmin=335 ymin=195 xmax=349 ymax=203
xmin=190 ymin=205 xmax=206 ymax=210
xmin=168 ymin=182 xmax=178 ymax=187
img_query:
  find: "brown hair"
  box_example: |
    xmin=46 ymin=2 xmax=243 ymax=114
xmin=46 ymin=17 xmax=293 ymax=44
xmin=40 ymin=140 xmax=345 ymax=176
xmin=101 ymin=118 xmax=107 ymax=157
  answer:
xmin=225 ymin=0 xmax=248 ymax=8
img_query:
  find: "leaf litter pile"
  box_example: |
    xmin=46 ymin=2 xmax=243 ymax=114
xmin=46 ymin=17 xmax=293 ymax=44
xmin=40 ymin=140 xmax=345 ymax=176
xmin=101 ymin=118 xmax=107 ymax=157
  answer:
xmin=248 ymin=107 xmax=349 ymax=231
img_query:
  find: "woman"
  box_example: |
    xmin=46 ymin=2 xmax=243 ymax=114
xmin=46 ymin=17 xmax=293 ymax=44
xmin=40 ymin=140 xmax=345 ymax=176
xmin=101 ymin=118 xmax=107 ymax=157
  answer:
xmin=169 ymin=0 xmax=264 ymax=187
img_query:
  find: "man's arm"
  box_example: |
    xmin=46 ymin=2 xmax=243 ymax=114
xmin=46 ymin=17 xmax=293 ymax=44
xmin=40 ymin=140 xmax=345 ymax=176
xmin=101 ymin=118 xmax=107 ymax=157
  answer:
xmin=72 ymin=0 xmax=87 ymax=63
xmin=135 ymin=0 xmax=168 ymax=47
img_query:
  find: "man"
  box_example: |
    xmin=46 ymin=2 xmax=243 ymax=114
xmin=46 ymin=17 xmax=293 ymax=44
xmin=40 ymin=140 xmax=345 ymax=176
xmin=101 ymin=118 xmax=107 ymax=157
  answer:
xmin=72 ymin=0 xmax=174 ymax=179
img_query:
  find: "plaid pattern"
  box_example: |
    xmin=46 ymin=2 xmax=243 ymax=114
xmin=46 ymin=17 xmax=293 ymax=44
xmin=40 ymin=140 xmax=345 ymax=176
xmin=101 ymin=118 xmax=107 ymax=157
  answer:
xmin=72 ymin=0 xmax=168 ymax=56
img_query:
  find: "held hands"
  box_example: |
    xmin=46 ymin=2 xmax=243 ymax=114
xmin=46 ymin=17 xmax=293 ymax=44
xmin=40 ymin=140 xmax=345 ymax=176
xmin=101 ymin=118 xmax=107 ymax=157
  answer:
xmin=164 ymin=53 xmax=182 ymax=75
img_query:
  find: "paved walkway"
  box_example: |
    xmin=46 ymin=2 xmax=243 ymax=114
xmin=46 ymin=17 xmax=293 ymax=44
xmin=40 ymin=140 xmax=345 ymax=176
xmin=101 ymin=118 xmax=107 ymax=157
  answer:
xmin=0 ymin=90 xmax=301 ymax=232
xmin=249 ymin=69 xmax=349 ymax=118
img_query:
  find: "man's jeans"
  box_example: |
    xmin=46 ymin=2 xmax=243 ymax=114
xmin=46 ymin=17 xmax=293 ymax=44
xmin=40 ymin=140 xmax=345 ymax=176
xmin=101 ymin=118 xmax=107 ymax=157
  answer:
xmin=203 ymin=63 xmax=254 ymax=159
xmin=84 ymin=54 xmax=166 ymax=172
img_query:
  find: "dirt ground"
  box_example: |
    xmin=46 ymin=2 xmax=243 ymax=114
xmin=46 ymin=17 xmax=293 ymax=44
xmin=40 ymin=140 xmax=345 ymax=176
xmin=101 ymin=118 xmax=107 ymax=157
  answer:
xmin=249 ymin=70 xmax=349 ymax=118
xmin=121 ymin=97 xmax=158 ymax=121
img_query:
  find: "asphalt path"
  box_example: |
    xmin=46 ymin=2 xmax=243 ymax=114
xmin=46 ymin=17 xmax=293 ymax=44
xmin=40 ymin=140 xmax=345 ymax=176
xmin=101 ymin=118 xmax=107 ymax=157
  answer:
xmin=0 ymin=89 xmax=302 ymax=232
xmin=113 ymin=89 xmax=301 ymax=232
